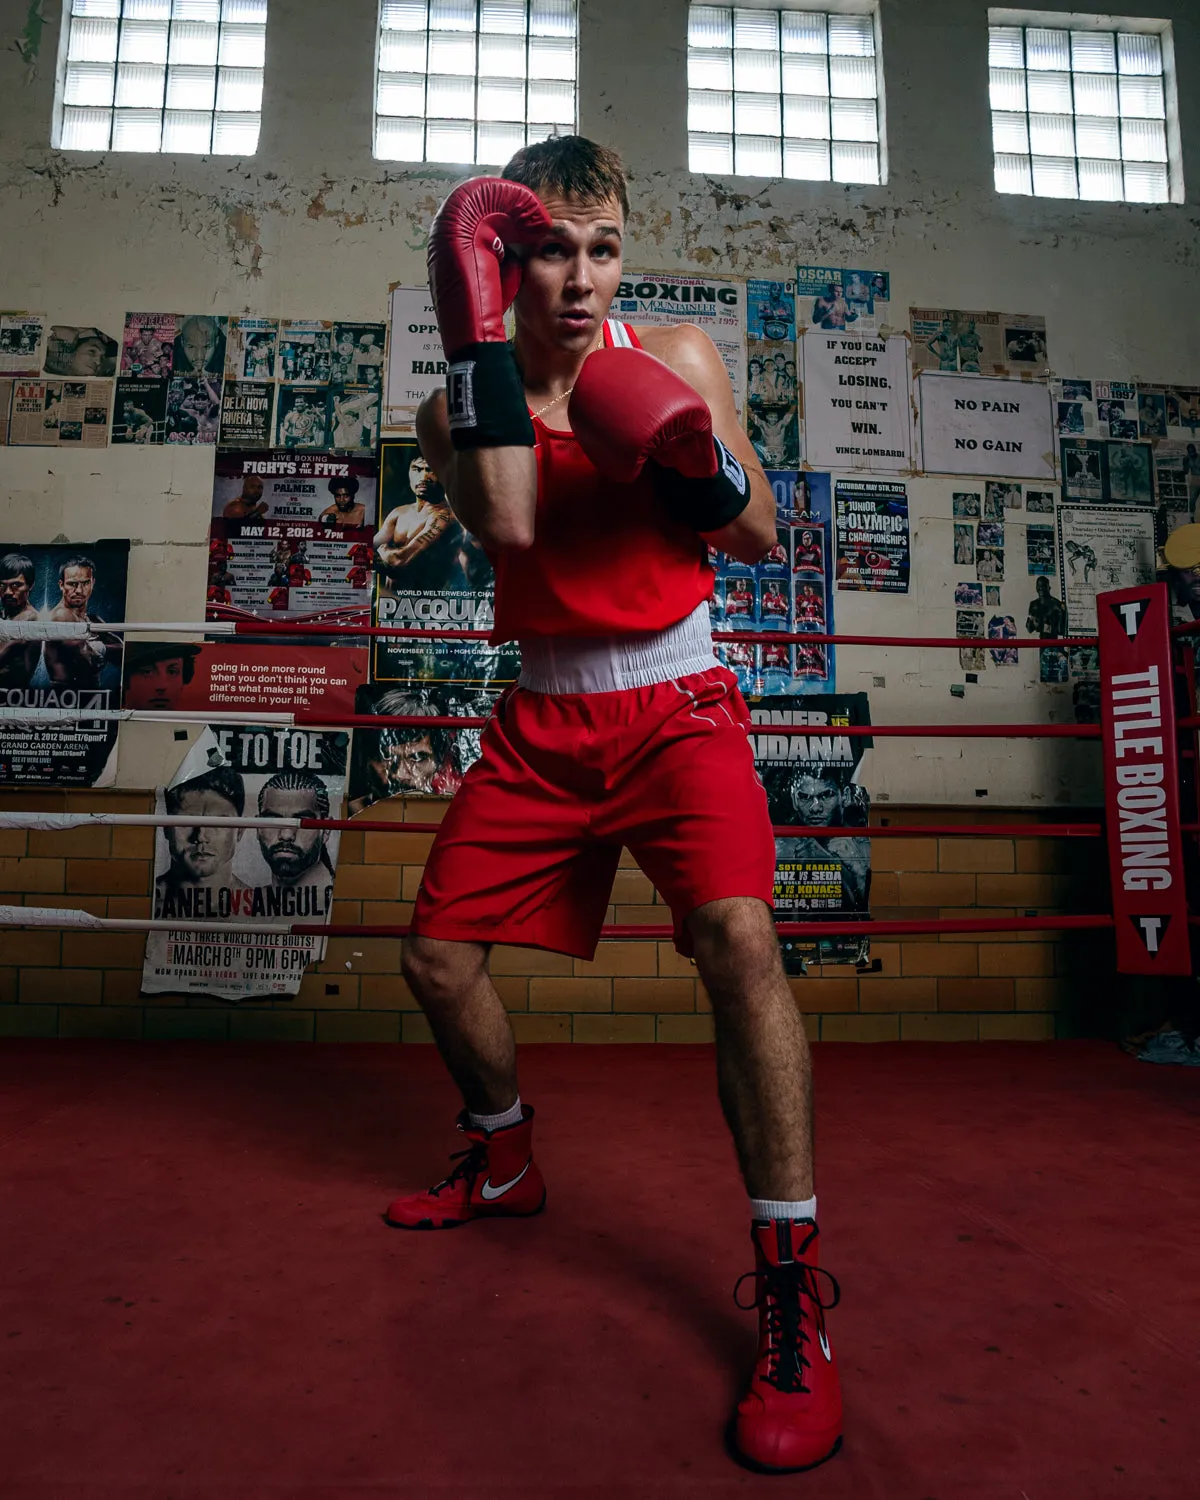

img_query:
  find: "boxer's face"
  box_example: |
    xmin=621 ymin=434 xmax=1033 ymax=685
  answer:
xmin=257 ymin=787 xmax=325 ymax=878
xmin=60 ymin=566 xmax=94 ymax=612
xmin=515 ymin=192 xmax=624 ymax=352
xmin=166 ymin=790 xmax=238 ymax=880
xmin=126 ymin=656 xmax=187 ymax=710
xmin=1 ymin=573 xmax=31 ymax=616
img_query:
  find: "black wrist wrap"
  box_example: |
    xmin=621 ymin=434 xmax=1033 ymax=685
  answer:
xmin=654 ymin=436 xmax=751 ymax=533
xmin=445 ymin=341 xmax=535 ymax=451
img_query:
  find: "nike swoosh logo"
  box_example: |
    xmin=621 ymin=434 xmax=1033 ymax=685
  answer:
xmin=479 ymin=1159 xmax=531 ymax=1201
xmin=818 ymin=1327 xmax=832 ymax=1363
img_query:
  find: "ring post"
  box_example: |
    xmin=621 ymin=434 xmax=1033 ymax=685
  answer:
xmin=1097 ymin=583 xmax=1192 ymax=974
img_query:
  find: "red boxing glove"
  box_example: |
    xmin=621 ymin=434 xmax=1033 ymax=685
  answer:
xmin=427 ymin=177 xmax=552 ymax=450
xmin=427 ymin=176 xmax=552 ymax=357
xmin=569 ymin=347 xmax=751 ymax=532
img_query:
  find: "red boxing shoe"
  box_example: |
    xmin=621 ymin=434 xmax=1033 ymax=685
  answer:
xmin=730 ymin=1219 xmax=844 ymax=1473
xmin=383 ymin=1106 xmax=546 ymax=1230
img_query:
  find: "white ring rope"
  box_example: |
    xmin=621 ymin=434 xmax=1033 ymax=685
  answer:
xmin=0 ymin=709 xmax=296 ymax=726
xmin=0 ymin=621 xmax=236 ymax=639
xmin=0 ymin=903 xmax=313 ymax=936
xmin=0 ymin=812 xmax=316 ymax=831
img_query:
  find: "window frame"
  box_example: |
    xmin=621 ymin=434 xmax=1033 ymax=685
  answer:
xmin=988 ymin=8 xmax=1183 ymax=205
xmin=371 ymin=0 xmax=579 ymax=167
xmin=51 ymin=0 xmax=268 ymax=156
xmin=685 ymin=0 xmax=888 ymax=185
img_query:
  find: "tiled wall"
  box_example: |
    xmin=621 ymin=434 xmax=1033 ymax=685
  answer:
xmin=0 ymin=790 xmax=1107 ymax=1043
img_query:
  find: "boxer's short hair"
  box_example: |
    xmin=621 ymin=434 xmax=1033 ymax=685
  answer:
xmin=502 ymin=134 xmax=629 ymax=218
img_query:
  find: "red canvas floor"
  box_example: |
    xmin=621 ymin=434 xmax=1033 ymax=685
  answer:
xmin=1 ymin=1039 xmax=1198 ymax=1499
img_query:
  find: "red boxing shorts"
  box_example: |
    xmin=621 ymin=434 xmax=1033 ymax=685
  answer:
xmin=410 ymin=665 xmax=776 ymax=958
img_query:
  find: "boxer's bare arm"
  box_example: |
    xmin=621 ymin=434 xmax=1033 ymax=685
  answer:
xmin=416 ymin=389 xmax=537 ymax=551
xmin=638 ymin=324 xmax=776 ymax=564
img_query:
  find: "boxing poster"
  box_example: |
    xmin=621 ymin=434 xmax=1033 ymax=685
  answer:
xmin=800 ymin=332 xmax=912 ymax=473
xmin=384 ymin=285 xmax=444 ymax=433
xmin=0 ymin=540 xmax=129 ymax=786
xmin=747 ymin=693 xmax=872 ymax=971
xmin=613 ymin=273 xmax=746 ymax=418
xmin=225 ymin=318 xmax=279 ymax=382
xmin=1056 ymin=505 xmax=1156 ymax=634
xmin=141 ymin=725 xmax=348 ymax=1002
xmin=917 ymin=374 xmax=1054 ymax=480
xmin=909 ymin=307 xmax=1049 ymax=379
xmin=348 ymin=682 xmax=495 ymax=811
xmin=834 ymin=479 xmax=910 ymax=593
xmin=219 ymin=380 xmax=275 ymax=448
xmin=372 ymin=438 xmax=517 ymax=689
xmin=207 ymin=449 xmax=377 ymax=632
xmin=123 ymin=640 xmax=367 ymax=717
xmin=795 ymin=266 xmax=891 ymax=335
xmin=42 ymin=324 xmax=119 ymax=379
xmin=1059 ymin=437 xmax=1155 ymax=505
xmin=746 ymin=279 xmax=801 ymax=468
xmin=711 ymin=470 xmax=836 ymax=695
xmin=7 ymin=380 xmax=111 ymax=448
xmin=1051 ymin=378 xmax=1200 ymax=445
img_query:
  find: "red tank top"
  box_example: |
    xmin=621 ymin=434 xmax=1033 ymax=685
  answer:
xmin=489 ymin=322 xmax=714 ymax=643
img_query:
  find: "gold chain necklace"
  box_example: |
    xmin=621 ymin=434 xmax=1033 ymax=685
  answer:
xmin=528 ymin=332 xmax=604 ymax=420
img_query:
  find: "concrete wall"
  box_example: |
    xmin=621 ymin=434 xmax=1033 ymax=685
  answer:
xmin=1 ymin=0 xmax=1198 ymax=807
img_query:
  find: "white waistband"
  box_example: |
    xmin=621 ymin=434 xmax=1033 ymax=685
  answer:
xmin=517 ymin=600 xmax=716 ymax=694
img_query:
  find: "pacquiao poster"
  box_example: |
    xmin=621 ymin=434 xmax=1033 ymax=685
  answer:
xmin=0 ymin=540 xmax=129 ymax=786
xmin=747 ymin=693 xmax=872 ymax=970
xmin=207 ymin=449 xmax=377 ymax=632
xmin=347 ymin=682 xmax=496 ymax=812
xmin=141 ymin=725 xmax=348 ymax=1001
xmin=372 ymin=438 xmax=517 ymax=689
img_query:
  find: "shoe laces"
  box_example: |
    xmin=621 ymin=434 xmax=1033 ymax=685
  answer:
xmin=733 ymin=1260 xmax=841 ymax=1394
xmin=427 ymin=1142 xmax=487 ymax=1198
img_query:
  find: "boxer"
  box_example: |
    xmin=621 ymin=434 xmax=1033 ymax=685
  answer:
xmin=387 ymin=135 xmax=842 ymax=1475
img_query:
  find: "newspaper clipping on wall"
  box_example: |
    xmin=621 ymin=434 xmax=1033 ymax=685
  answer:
xmin=614 ymin=273 xmax=746 ymax=417
xmin=141 ymin=726 xmax=348 ymax=1001
xmin=711 ymin=469 xmax=836 ymax=695
xmin=795 ymin=266 xmax=891 ymax=335
xmin=1059 ymin=436 xmax=1155 ymax=504
xmin=910 ymin=307 xmax=1049 ymax=379
xmin=1056 ymin=504 xmax=1156 ymax=634
xmin=918 ymin=373 xmax=1054 ymax=479
xmin=372 ymin=437 xmax=516 ymax=688
xmin=226 ymin=317 xmax=279 ymax=382
xmin=0 ymin=539 xmax=129 ymax=786
xmin=207 ymin=450 xmax=377 ymax=631
xmin=384 ymin=285 xmax=444 ymax=433
xmin=834 ymin=479 xmax=910 ymax=592
xmin=801 ymin=331 xmax=912 ymax=472
xmin=0 ymin=312 xmax=48 ymax=374
xmin=43 ymin=324 xmax=119 ymax=378
xmin=8 ymin=380 xmax=111 ymax=447
xmin=748 ymin=693 xmax=872 ymax=971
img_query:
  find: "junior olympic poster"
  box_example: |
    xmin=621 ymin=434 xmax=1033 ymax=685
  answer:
xmin=141 ymin=726 xmax=348 ymax=1002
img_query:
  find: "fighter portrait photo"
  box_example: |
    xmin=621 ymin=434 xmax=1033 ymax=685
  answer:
xmin=385 ymin=135 xmax=843 ymax=1475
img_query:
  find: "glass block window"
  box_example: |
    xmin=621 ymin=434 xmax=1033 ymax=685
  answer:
xmin=989 ymin=21 xmax=1177 ymax=202
xmin=375 ymin=0 xmax=577 ymax=164
xmin=55 ymin=0 xmax=266 ymax=154
xmin=688 ymin=6 xmax=882 ymax=182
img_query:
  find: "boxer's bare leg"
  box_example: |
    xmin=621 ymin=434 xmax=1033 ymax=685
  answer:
xmin=688 ymin=897 xmax=814 ymax=1202
xmin=401 ymin=934 xmax=520 ymax=1115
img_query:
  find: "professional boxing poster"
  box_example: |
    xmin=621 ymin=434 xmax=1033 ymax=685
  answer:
xmin=834 ymin=479 xmax=910 ymax=593
xmin=0 ymin=540 xmax=129 ymax=786
xmin=746 ymin=693 xmax=872 ymax=971
xmin=225 ymin=317 xmax=279 ymax=382
xmin=1055 ymin=505 xmax=1156 ymax=634
xmin=372 ymin=438 xmax=518 ymax=690
xmin=7 ymin=379 xmax=111 ymax=448
xmin=746 ymin=279 xmax=801 ymax=469
xmin=347 ymin=682 xmax=496 ymax=812
xmin=1051 ymin=378 xmax=1200 ymax=445
xmin=711 ymin=470 xmax=836 ymax=695
xmin=219 ymin=380 xmax=275 ymax=448
xmin=1059 ymin=437 xmax=1155 ymax=505
xmin=0 ymin=312 xmax=48 ymax=374
xmin=207 ymin=449 xmax=377 ymax=632
xmin=141 ymin=725 xmax=348 ymax=1002
xmin=613 ymin=273 xmax=747 ymax=418
xmin=123 ymin=639 xmax=366 ymax=717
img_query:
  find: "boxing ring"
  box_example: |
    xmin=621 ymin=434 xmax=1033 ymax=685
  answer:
xmin=0 ymin=581 xmax=1194 ymax=979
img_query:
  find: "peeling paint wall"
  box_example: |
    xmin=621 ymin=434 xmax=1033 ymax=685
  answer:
xmin=1 ymin=0 xmax=1197 ymax=800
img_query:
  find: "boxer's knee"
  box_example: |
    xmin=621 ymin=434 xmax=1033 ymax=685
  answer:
xmin=688 ymin=896 xmax=783 ymax=1003
xmin=401 ymin=933 xmax=488 ymax=1008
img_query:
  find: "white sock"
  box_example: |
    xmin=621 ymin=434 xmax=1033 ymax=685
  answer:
xmin=751 ymin=1195 xmax=817 ymax=1223
xmin=469 ymin=1097 xmax=523 ymax=1133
